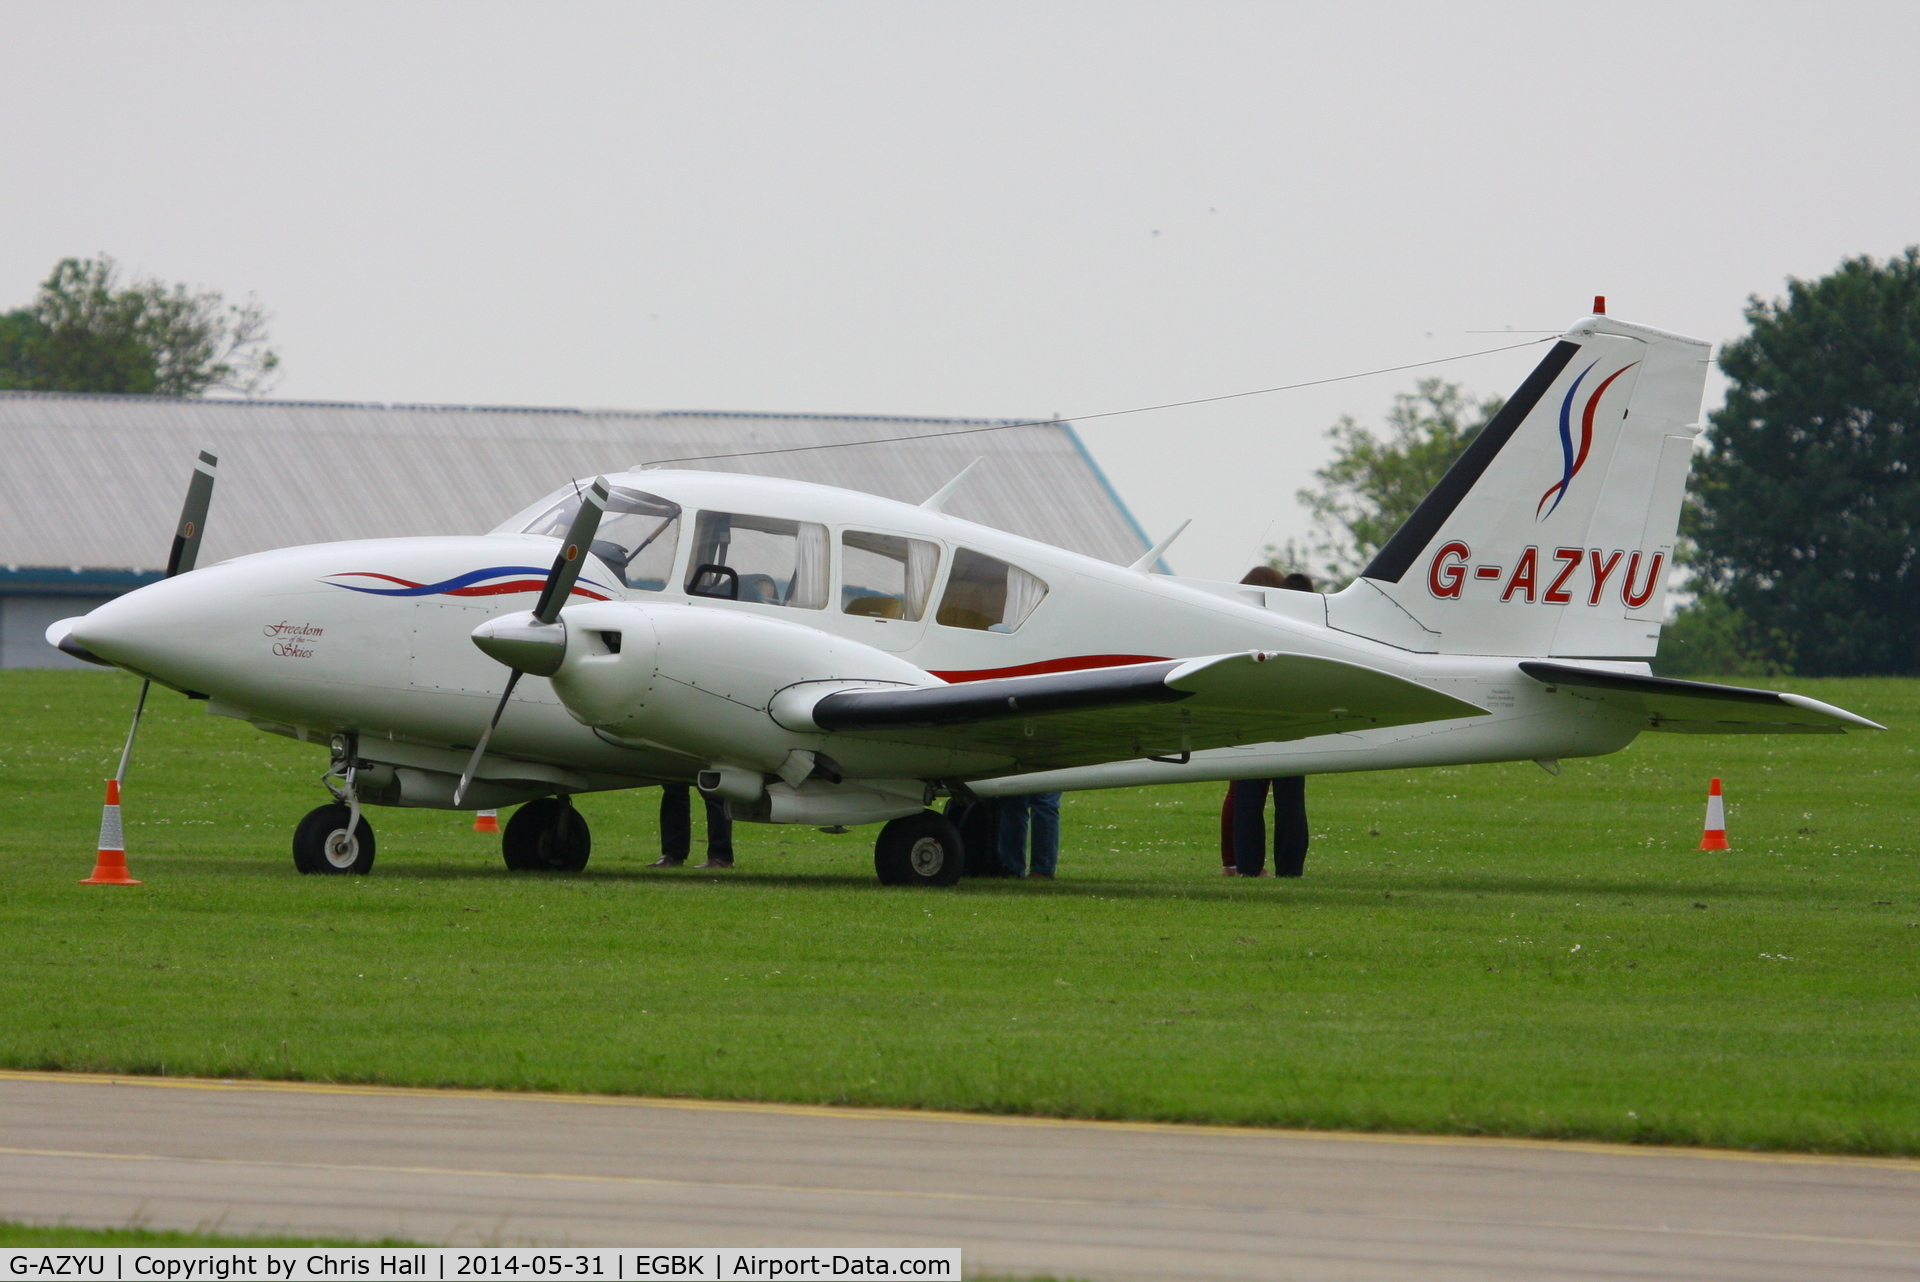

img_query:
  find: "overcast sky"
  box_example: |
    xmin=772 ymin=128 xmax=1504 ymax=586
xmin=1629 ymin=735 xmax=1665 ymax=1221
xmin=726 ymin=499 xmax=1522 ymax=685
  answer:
xmin=5 ymin=2 xmax=1916 ymax=578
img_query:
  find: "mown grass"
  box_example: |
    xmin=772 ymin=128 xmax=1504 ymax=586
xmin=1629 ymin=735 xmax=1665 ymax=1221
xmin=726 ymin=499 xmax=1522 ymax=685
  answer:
xmin=1 ymin=671 xmax=1914 ymax=1153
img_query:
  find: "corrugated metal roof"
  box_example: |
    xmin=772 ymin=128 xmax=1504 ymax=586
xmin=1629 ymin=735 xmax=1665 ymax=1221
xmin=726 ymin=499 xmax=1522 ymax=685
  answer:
xmin=0 ymin=391 xmax=1152 ymax=572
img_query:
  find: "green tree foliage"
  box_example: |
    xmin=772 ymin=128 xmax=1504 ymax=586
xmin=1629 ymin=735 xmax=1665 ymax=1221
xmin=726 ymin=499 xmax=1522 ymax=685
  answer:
xmin=1286 ymin=377 xmax=1503 ymax=586
xmin=1689 ymin=249 xmax=1920 ymax=676
xmin=0 ymin=256 xmax=279 ymax=396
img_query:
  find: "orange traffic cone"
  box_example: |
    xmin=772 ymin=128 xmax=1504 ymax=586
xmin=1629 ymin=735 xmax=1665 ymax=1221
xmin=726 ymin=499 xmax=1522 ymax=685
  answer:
xmin=81 ymin=779 xmax=142 ymax=885
xmin=1698 ymin=777 xmax=1729 ymax=851
xmin=473 ymin=809 xmax=500 ymax=833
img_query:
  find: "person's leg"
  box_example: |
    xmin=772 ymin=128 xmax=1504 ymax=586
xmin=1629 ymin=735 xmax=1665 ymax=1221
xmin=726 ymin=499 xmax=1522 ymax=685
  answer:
xmin=700 ymin=793 xmax=735 ymax=867
xmin=997 ymin=795 xmax=1032 ymax=876
xmin=1027 ymin=793 xmax=1061 ymax=877
xmin=1219 ymin=784 xmax=1237 ymax=874
xmin=654 ymin=784 xmax=691 ymax=866
xmin=1271 ymin=776 xmax=1309 ymax=877
xmin=1230 ymin=777 xmax=1271 ymax=876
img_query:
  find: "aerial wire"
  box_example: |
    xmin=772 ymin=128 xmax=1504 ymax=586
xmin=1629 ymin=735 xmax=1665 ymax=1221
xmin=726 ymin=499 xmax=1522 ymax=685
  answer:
xmin=641 ymin=335 xmax=1556 ymax=468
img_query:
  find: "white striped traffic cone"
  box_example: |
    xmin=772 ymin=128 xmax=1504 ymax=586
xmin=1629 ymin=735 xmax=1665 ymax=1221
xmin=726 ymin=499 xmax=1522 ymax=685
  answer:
xmin=81 ymin=779 xmax=142 ymax=885
xmin=473 ymin=809 xmax=500 ymax=833
xmin=1698 ymin=777 xmax=1729 ymax=851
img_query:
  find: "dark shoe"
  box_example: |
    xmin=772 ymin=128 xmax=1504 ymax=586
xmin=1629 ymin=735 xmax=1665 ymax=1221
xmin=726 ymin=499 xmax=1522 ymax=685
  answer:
xmin=647 ymin=856 xmax=685 ymax=868
xmin=695 ymin=858 xmax=735 ymax=869
xmin=1026 ymin=871 xmax=1055 ymax=879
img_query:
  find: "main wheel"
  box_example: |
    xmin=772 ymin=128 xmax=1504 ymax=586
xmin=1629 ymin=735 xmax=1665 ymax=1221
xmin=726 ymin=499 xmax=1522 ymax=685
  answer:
xmin=945 ymin=798 xmax=1007 ymax=877
xmin=293 ymin=804 xmax=376 ymax=875
xmin=503 ymin=797 xmax=591 ymax=872
xmin=874 ymin=810 xmax=965 ymax=886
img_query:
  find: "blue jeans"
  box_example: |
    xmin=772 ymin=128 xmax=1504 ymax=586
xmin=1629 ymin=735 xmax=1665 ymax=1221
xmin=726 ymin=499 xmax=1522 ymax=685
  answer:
xmin=998 ymin=793 xmax=1060 ymax=876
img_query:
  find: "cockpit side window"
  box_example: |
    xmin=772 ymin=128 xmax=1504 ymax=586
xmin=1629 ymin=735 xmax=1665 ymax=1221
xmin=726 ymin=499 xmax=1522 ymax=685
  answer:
xmin=841 ymin=531 xmax=941 ymax=621
xmin=935 ymin=548 xmax=1048 ymax=632
xmin=686 ymin=510 xmax=829 ymax=609
xmin=522 ymin=486 xmax=681 ymax=591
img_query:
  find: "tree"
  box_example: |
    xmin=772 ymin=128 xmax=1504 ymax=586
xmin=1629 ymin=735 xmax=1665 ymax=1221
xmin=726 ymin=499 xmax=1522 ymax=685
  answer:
xmin=1285 ymin=377 xmax=1504 ymax=586
xmin=0 ymin=255 xmax=279 ymax=396
xmin=1688 ymin=249 xmax=1920 ymax=675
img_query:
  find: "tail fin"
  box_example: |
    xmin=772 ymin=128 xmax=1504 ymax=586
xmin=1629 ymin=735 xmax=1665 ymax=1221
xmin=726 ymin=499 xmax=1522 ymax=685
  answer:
xmin=1325 ymin=312 xmax=1710 ymax=659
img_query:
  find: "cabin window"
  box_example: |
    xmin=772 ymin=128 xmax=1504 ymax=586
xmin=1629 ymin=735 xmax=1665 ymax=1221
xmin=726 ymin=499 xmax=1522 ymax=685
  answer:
xmin=522 ymin=486 xmax=680 ymax=591
xmin=841 ymin=531 xmax=941 ymax=621
xmin=935 ymin=548 xmax=1048 ymax=632
xmin=686 ymin=510 xmax=830 ymax=608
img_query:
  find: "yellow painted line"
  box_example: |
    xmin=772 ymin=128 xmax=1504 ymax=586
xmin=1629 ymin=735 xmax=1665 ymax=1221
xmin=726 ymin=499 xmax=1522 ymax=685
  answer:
xmin=2 ymin=1143 xmax=1916 ymax=1252
xmin=3 ymin=1069 xmax=1918 ymax=1173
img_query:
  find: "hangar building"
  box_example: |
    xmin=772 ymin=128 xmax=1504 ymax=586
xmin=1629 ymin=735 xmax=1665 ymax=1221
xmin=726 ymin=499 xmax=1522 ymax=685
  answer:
xmin=0 ymin=391 xmax=1155 ymax=668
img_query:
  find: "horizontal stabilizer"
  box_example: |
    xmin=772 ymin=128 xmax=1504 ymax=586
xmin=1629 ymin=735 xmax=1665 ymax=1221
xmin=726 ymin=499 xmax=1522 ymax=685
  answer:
xmin=808 ymin=652 xmax=1487 ymax=774
xmin=1518 ymin=662 xmax=1884 ymax=734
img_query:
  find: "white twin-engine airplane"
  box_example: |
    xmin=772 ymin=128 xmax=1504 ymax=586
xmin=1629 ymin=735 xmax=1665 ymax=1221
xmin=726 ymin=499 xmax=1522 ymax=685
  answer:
xmin=55 ymin=309 xmax=1881 ymax=884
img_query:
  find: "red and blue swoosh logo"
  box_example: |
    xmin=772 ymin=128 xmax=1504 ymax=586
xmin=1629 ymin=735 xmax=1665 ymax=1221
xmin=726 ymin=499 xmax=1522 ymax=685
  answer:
xmin=1537 ymin=359 xmax=1638 ymax=521
xmin=323 ymin=566 xmax=613 ymax=600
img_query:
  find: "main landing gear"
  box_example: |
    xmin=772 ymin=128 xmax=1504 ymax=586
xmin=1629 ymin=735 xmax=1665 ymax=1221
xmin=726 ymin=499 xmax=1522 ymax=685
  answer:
xmin=502 ymin=796 xmax=592 ymax=872
xmin=873 ymin=810 xmax=965 ymax=887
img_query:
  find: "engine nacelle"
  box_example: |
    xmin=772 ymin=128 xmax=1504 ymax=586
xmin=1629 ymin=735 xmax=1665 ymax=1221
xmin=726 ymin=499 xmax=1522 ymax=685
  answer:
xmin=539 ymin=601 xmax=938 ymax=775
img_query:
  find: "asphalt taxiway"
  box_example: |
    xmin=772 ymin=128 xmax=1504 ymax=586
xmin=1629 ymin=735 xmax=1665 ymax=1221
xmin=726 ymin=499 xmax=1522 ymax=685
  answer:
xmin=1 ymin=1072 xmax=1915 ymax=1280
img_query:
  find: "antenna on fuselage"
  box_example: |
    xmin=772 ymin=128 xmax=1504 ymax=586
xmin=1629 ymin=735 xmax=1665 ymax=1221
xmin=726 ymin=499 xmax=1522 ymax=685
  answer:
xmin=1128 ymin=518 xmax=1192 ymax=574
xmin=920 ymin=457 xmax=985 ymax=512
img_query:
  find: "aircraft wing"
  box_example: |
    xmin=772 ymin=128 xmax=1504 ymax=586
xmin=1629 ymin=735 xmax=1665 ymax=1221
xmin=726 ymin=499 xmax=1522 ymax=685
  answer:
xmin=803 ymin=652 xmax=1488 ymax=774
xmin=1519 ymin=662 xmax=1884 ymax=733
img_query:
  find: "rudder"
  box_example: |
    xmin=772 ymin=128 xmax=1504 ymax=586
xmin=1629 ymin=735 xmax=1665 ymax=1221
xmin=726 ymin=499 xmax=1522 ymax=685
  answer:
xmin=1325 ymin=311 xmax=1710 ymax=659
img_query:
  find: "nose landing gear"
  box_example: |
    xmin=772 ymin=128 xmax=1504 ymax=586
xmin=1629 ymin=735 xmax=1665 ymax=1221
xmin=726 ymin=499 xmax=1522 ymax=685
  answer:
xmin=293 ymin=803 xmax=377 ymax=875
xmin=295 ymin=730 xmax=376 ymax=875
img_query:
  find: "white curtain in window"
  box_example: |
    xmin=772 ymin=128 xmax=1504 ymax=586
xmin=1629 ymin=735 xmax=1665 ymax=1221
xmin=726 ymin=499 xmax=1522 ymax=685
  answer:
xmin=904 ymin=539 xmax=940 ymax=621
xmin=792 ymin=521 xmax=830 ymax=609
xmin=1003 ymin=564 xmax=1048 ymax=628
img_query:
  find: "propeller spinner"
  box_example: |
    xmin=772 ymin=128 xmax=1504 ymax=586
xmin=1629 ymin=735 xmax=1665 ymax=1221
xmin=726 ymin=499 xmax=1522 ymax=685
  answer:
xmin=454 ymin=476 xmax=611 ymax=806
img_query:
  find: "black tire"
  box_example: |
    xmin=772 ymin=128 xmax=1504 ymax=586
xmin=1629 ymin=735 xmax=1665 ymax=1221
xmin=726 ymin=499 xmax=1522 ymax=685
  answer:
xmin=503 ymin=797 xmax=591 ymax=872
xmin=292 ymin=804 xmax=376 ymax=875
xmin=945 ymin=797 xmax=1006 ymax=877
xmin=874 ymin=810 xmax=965 ymax=887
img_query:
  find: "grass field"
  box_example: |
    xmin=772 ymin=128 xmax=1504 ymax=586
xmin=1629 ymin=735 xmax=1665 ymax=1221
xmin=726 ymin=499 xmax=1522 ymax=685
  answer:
xmin=1 ymin=670 xmax=1914 ymax=1154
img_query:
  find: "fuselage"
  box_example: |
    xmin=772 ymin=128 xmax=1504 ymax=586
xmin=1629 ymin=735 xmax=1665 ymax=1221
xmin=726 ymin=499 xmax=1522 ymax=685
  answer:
xmin=70 ymin=468 xmax=1645 ymax=808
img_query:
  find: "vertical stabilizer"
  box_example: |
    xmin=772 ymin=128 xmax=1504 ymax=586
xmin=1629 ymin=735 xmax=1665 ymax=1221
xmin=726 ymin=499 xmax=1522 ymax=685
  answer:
xmin=1325 ymin=313 xmax=1710 ymax=658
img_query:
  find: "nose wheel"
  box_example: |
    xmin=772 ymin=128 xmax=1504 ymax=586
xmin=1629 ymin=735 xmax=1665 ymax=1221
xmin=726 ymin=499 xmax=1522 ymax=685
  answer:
xmin=293 ymin=803 xmax=377 ymax=875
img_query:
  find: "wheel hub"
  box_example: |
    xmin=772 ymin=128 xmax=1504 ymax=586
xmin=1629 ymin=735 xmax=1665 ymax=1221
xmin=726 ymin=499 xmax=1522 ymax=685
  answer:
xmin=324 ymin=828 xmax=359 ymax=869
xmin=908 ymin=835 xmax=945 ymax=876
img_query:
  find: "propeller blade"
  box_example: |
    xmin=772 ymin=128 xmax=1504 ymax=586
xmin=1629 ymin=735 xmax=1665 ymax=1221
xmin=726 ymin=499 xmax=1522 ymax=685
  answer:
xmin=114 ymin=680 xmax=151 ymax=787
xmin=531 ymin=476 xmax=610 ymax=624
xmin=454 ymin=669 xmax=523 ymax=807
xmin=164 ymin=450 xmax=219 ymax=577
xmin=119 ymin=450 xmax=219 ymax=788
xmin=457 ymin=476 xmax=609 ymax=807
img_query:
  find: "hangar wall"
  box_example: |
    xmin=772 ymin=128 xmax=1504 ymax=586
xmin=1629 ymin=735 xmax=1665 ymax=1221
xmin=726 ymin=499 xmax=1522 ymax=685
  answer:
xmin=1 ymin=391 xmax=1154 ymax=668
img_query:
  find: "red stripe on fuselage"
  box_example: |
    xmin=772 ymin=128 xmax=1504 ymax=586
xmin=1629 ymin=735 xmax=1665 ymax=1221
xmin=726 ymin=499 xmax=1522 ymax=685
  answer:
xmin=928 ymin=653 xmax=1170 ymax=683
xmin=443 ymin=579 xmax=610 ymax=600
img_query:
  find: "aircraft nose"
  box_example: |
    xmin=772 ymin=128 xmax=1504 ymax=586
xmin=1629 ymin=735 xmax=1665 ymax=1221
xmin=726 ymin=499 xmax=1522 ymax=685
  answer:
xmin=68 ymin=575 xmax=214 ymax=682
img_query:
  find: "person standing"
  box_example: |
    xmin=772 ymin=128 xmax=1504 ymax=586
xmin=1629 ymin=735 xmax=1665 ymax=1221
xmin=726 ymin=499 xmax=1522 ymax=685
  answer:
xmin=651 ymin=783 xmax=734 ymax=869
xmin=1230 ymin=775 xmax=1309 ymax=877
xmin=998 ymin=792 xmax=1061 ymax=879
xmin=1222 ymin=566 xmax=1315 ymax=877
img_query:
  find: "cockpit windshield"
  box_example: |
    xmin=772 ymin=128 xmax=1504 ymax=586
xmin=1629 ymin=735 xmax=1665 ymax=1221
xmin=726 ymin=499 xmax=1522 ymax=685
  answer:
xmin=522 ymin=486 xmax=682 ymax=590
